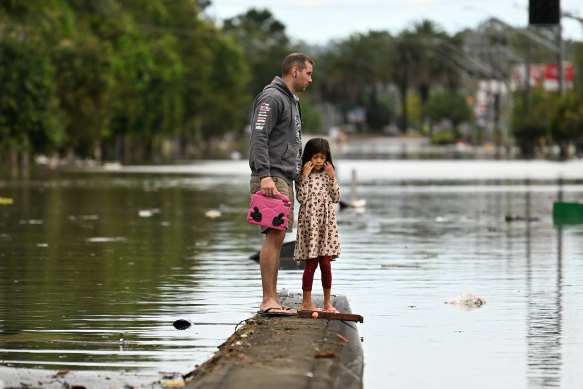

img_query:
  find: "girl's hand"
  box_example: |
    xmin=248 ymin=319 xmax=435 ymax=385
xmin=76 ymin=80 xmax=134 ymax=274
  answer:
xmin=302 ymin=161 xmax=313 ymax=178
xmin=324 ymin=162 xmax=335 ymax=180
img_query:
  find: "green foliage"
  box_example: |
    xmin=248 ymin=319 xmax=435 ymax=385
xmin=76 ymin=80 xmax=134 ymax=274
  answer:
xmin=364 ymin=93 xmax=394 ymax=131
xmin=196 ymin=34 xmax=251 ymax=139
xmin=300 ymin=101 xmax=323 ymax=134
xmin=319 ymin=31 xmax=395 ymax=107
xmin=0 ymin=41 xmax=64 ymax=154
xmin=511 ymin=87 xmax=556 ymax=158
xmin=389 ymin=21 xmax=460 ymax=132
xmin=405 ymin=93 xmax=423 ymax=128
xmin=550 ymin=92 xmax=583 ymax=159
xmin=52 ymin=39 xmax=115 ymax=156
xmin=430 ymin=132 xmax=456 ymax=145
xmin=2 ymin=1 xmax=580 ymax=163
xmin=425 ymin=91 xmax=472 ymax=127
xmin=0 ymin=0 xmax=251 ymax=163
xmin=223 ymin=8 xmax=291 ymax=96
xmin=573 ymin=42 xmax=583 ymax=97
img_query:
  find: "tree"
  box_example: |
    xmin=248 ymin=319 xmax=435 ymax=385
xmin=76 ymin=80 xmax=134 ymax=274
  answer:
xmin=318 ymin=31 xmax=395 ymax=131
xmin=511 ymin=87 xmax=554 ymax=158
xmin=391 ymin=21 xmax=461 ymax=133
xmin=426 ymin=91 xmax=472 ymax=129
xmin=223 ymin=8 xmax=291 ymax=96
xmin=391 ymin=30 xmax=422 ymax=132
xmin=550 ymin=92 xmax=583 ymax=159
xmin=0 ymin=41 xmax=64 ymax=167
xmin=52 ymin=40 xmax=116 ymax=159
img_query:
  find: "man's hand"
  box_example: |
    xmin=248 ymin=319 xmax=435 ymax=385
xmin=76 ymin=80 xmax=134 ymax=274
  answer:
xmin=261 ymin=177 xmax=279 ymax=197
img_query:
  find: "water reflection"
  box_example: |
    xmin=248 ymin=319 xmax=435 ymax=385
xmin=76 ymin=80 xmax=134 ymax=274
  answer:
xmin=1 ymin=161 xmax=583 ymax=388
xmin=523 ymin=182 xmax=562 ymax=388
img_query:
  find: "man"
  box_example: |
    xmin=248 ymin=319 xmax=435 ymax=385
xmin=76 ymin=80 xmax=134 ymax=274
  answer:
xmin=249 ymin=53 xmax=314 ymax=315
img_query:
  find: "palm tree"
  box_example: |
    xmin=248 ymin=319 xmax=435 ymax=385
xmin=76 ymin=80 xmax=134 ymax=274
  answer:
xmin=392 ymin=20 xmax=462 ymax=133
xmin=319 ymin=31 xmax=395 ymax=130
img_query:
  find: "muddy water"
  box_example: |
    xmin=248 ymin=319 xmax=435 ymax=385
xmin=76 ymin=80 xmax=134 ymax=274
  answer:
xmin=1 ymin=160 xmax=583 ymax=388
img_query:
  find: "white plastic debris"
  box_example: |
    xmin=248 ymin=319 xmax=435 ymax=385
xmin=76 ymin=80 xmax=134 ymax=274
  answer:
xmin=446 ymin=292 xmax=485 ymax=311
xmin=139 ymin=208 xmax=160 ymax=218
xmin=205 ymin=210 xmax=221 ymax=219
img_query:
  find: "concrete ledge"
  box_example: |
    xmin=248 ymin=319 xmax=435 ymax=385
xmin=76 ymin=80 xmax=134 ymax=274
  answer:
xmin=184 ymin=291 xmax=363 ymax=389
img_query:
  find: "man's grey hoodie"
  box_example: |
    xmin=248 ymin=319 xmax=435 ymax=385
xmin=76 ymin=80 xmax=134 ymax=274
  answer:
xmin=249 ymin=76 xmax=302 ymax=186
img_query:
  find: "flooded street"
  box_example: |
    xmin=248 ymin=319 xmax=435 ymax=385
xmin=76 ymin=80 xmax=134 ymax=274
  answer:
xmin=1 ymin=159 xmax=583 ymax=388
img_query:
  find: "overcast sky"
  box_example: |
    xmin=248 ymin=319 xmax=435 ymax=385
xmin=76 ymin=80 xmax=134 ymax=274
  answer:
xmin=204 ymin=0 xmax=583 ymax=45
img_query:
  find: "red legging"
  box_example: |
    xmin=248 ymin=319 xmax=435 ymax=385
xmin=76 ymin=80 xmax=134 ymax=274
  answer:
xmin=302 ymin=256 xmax=332 ymax=291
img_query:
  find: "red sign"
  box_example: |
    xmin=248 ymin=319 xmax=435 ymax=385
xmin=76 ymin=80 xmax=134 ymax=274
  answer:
xmin=512 ymin=63 xmax=575 ymax=92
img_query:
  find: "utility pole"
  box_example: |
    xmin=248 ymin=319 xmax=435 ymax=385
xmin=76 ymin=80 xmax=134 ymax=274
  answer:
xmin=525 ymin=37 xmax=531 ymax=115
xmin=557 ymin=23 xmax=565 ymax=97
xmin=528 ymin=0 xmax=564 ymax=95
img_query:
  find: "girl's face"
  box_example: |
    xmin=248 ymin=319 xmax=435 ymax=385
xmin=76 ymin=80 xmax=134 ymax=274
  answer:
xmin=310 ymin=152 xmax=326 ymax=171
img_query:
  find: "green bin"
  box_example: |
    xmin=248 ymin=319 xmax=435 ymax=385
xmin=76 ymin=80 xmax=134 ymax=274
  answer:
xmin=553 ymin=201 xmax=583 ymax=225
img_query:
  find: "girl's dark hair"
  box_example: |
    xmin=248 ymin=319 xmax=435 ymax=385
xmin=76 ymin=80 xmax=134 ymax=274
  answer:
xmin=301 ymin=138 xmax=334 ymax=169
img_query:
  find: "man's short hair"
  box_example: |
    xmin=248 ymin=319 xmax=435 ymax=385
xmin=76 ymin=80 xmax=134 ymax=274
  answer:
xmin=282 ymin=53 xmax=314 ymax=76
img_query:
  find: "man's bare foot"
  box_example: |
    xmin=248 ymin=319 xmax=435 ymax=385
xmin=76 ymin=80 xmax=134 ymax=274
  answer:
xmin=257 ymin=306 xmax=296 ymax=316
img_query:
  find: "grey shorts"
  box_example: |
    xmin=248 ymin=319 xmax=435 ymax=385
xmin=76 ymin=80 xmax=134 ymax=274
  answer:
xmin=250 ymin=176 xmax=295 ymax=233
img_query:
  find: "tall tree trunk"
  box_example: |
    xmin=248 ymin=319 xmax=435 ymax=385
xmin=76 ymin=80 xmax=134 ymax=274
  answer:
xmin=10 ymin=148 xmax=19 ymax=178
xmin=21 ymin=133 xmax=30 ymax=179
xmin=398 ymin=74 xmax=409 ymax=133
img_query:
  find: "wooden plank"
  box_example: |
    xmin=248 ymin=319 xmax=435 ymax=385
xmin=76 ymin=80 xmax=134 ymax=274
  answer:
xmin=297 ymin=310 xmax=364 ymax=323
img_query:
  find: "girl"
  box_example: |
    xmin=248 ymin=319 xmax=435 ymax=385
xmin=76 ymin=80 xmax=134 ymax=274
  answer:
xmin=294 ymin=138 xmax=341 ymax=313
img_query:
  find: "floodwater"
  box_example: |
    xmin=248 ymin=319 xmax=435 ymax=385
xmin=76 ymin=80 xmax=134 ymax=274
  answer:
xmin=1 ymin=159 xmax=583 ymax=388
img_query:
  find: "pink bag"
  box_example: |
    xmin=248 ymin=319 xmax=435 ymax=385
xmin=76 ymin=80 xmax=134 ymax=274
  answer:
xmin=247 ymin=191 xmax=291 ymax=230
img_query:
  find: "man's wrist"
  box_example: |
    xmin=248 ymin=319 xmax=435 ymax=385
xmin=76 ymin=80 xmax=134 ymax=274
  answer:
xmin=260 ymin=176 xmax=271 ymax=182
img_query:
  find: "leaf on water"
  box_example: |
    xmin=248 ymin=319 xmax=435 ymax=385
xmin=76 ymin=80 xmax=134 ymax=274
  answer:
xmin=0 ymin=197 xmax=14 ymax=205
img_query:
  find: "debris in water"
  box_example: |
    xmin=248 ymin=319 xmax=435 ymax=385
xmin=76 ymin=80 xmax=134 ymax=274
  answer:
xmin=139 ymin=209 xmax=160 ymax=217
xmin=20 ymin=220 xmax=43 ymax=224
xmin=0 ymin=197 xmax=14 ymax=205
xmin=173 ymin=319 xmax=193 ymax=330
xmin=205 ymin=210 xmax=221 ymax=219
xmin=381 ymin=264 xmax=420 ymax=268
xmin=505 ymin=215 xmax=540 ymax=222
xmin=86 ymin=237 xmax=126 ymax=243
xmin=445 ymin=292 xmax=486 ymax=310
